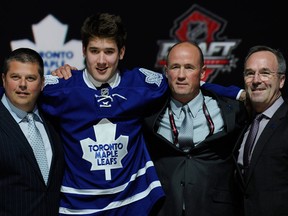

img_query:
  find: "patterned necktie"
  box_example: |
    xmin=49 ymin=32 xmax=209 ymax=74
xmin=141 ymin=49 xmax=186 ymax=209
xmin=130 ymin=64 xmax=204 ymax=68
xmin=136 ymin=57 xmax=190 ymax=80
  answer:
xmin=178 ymin=105 xmax=194 ymax=151
xmin=27 ymin=113 xmax=49 ymax=184
xmin=243 ymin=114 xmax=264 ymax=171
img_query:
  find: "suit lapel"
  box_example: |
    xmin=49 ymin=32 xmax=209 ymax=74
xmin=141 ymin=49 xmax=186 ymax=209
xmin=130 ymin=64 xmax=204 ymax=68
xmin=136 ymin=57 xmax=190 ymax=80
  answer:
xmin=233 ymin=124 xmax=249 ymax=189
xmin=245 ymin=103 xmax=288 ymax=184
xmin=198 ymin=93 xmax=234 ymax=145
xmin=0 ymin=102 xmax=44 ymax=180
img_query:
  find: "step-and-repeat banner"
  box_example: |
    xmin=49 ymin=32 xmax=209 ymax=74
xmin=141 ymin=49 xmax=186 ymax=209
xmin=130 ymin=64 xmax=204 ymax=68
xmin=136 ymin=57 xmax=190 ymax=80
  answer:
xmin=0 ymin=0 xmax=287 ymax=92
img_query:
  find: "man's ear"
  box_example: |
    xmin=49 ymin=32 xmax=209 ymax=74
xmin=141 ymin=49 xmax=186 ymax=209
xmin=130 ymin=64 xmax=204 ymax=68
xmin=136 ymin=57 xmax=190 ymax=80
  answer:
xmin=164 ymin=65 xmax=168 ymax=78
xmin=200 ymin=65 xmax=206 ymax=80
xmin=2 ymin=73 xmax=5 ymax=88
xmin=119 ymin=46 xmax=126 ymax=60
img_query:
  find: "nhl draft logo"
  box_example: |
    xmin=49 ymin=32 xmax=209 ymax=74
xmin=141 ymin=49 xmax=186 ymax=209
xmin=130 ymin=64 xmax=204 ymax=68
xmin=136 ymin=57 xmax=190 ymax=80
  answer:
xmin=155 ymin=4 xmax=241 ymax=81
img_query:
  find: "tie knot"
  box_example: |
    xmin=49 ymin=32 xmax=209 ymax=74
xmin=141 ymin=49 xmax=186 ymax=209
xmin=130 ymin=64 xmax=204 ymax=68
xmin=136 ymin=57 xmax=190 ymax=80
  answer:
xmin=26 ymin=113 xmax=40 ymax=123
xmin=182 ymin=105 xmax=189 ymax=113
xmin=255 ymin=113 xmax=264 ymax=122
xmin=26 ymin=113 xmax=34 ymax=121
xmin=97 ymin=83 xmax=110 ymax=90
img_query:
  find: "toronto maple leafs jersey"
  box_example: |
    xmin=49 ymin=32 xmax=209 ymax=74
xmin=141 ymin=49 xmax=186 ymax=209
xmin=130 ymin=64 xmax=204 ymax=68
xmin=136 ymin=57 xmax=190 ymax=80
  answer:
xmin=41 ymin=67 xmax=167 ymax=215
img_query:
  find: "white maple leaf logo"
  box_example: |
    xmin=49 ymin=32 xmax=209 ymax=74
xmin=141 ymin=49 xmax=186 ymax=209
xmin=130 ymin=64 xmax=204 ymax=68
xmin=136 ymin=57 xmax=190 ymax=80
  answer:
xmin=80 ymin=118 xmax=129 ymax=181
xmin=10 ymin=14 xmax=84 ymax=75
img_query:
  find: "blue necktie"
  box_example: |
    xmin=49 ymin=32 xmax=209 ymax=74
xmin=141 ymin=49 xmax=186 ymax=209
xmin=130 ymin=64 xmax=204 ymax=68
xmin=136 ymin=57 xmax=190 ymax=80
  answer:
xmin=27 ymin=113 xmax=49 ymax=184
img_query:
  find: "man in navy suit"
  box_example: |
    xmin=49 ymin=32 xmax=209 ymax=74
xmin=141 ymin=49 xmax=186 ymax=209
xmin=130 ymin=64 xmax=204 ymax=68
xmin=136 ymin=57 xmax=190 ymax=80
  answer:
xmin=0 ymin=48 xmax=65 ymax=215
xmin=233 ymin=45 xmax=288 ymax=216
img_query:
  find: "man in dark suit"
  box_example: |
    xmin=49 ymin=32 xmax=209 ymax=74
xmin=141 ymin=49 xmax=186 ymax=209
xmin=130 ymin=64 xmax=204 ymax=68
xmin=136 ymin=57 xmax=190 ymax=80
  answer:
xmin=0 ymin=48 xmax=65 ymax=215
xmin=233 ymin=45 xmax=288 ymax=216
xmin=143 ymin=41 xmax=248 ymax=216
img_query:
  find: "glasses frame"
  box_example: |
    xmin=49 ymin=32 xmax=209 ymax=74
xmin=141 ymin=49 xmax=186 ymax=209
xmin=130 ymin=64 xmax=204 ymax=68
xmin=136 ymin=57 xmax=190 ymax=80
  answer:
xmin=243 ymin=70 xmax=284 ymax=81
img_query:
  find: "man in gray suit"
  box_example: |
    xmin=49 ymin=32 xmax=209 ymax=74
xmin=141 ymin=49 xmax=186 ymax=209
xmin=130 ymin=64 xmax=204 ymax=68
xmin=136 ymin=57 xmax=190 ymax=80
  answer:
xmin=233 ymin=45 xmax=288 ymax=216
xmin=0 ymin=48 xmax=65 ymax=216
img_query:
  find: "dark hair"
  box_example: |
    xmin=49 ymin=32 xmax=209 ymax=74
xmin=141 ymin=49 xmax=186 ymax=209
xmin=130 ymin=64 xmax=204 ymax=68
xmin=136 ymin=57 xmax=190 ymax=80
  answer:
xmin=81 ymin=13 xmax=127 ymax=52
xmin=244 ymin=45 xmax=286 ymax=74
xmin=2 ymin=47 xmax=44 ymax=77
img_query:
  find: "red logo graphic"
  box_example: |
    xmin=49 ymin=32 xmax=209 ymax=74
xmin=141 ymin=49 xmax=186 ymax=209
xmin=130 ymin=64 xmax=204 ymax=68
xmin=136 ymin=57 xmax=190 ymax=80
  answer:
xmin=155 ymin=4 xmax=240 ymax=81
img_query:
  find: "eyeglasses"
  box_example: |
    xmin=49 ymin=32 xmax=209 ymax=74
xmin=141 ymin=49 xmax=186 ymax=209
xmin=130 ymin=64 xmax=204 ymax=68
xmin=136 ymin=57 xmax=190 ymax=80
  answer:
xmin=243 ymin=70 xmax=284 ymax=81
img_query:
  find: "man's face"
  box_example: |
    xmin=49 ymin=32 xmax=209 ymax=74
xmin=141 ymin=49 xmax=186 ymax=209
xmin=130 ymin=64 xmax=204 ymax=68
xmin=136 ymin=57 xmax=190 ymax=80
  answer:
xmin=165 ymin=42 xmax=205 ymax=104
xmin=244 ymin=51 xmax=285 ymax=112
xmin=2 ymin=61 xmax=44 ymax=112
xmin=83 ymin=37 xmax=125 ymax=83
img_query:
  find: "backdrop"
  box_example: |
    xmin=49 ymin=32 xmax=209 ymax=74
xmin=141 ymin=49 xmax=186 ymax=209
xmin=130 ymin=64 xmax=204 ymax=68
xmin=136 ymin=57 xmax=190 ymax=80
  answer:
xmin=1 ymin=0 xmax=287 ymax=93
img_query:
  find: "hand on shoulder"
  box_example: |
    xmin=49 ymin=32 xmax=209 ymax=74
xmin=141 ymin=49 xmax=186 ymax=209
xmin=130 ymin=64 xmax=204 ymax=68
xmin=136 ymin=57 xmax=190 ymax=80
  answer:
xmin=51 ymin=64 xmax=77 ymax=80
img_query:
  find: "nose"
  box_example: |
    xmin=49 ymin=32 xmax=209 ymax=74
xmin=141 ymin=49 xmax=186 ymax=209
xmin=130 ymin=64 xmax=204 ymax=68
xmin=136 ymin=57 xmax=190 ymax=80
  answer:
xmin=178 ymin=67 xmax=186 ymax=78
xmin=252 ymin=73 xmax=262 ymax=82
xmin=98 ymin=52 xmax=106 ymax=63
xmin=19 ymin=78 xmax=27 ymax=89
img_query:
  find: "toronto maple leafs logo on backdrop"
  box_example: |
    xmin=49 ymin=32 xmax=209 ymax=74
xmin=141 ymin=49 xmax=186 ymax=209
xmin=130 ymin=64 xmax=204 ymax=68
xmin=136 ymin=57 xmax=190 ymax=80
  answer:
xmin=10 ymin=14 xmax=84 ymax=75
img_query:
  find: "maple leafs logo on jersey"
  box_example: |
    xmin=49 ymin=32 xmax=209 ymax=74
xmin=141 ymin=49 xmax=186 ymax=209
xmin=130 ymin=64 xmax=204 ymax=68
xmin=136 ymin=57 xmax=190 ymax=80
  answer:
xmin=80 ymin=118 xmax=129 ymax=181
xmin=139 ymin=68 xmax=163 ymax=87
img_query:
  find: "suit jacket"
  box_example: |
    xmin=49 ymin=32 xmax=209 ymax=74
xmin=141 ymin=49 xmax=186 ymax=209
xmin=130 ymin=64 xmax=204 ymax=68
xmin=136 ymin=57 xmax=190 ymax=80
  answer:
xmin=233 ymin=101 xmax=288 ymax=216
xmin=0 ymin=101 xmax=65 ymax=216
xmin=144 ymin=88 xmax=247 ymax=216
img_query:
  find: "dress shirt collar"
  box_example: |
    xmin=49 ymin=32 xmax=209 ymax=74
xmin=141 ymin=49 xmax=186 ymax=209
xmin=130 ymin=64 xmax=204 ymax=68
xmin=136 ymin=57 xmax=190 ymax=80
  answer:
xmin=1 ymin=94 xmax=41 ymax=123
xmin=170 ymin=90 xmax=204 ymax=118
xmin=262 ymin=96 xmax=284 ymax=119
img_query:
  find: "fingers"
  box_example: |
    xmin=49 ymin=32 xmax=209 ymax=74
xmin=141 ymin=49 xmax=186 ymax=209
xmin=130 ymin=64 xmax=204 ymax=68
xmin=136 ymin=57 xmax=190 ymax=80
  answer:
xmin=239 ymin=90 xmax=246 ymax=102
xmin=51 ymin=64 xmax=76 ymax=80
xmin=51 ymin=68 xmax=64 ymax=78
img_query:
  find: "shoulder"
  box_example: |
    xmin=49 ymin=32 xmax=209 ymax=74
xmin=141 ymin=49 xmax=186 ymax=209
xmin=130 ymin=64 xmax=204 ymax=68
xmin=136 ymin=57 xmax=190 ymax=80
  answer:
xmin=44 ymin=70 xmax=84 ymax=88
xmin=201 ymin=82 xmax=243 ymax=100
xmin=203 ymin=89 xmax=246 ymax=113
xmin=121 ymin=67 xmax=167 ymax=88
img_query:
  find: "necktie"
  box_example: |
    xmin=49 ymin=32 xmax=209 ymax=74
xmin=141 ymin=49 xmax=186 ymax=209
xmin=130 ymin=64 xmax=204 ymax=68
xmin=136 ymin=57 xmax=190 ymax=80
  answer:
xmin=97 ymin=83 xmax=110 ymax=89
xmin=27 ymin=113 xmax=49 ymax=184
xmin=243 ymin=114 xmax=264 ymax=171
xmin=178 ymin=105 xmax=194 ymax=151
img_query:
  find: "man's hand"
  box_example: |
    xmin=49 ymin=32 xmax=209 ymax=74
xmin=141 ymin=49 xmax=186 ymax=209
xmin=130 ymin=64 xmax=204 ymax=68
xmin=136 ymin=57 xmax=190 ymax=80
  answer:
xmin=51 ymin=64 xmax=77 ymax=80
xmin=239 ymin=90 xmax=246 ymax=102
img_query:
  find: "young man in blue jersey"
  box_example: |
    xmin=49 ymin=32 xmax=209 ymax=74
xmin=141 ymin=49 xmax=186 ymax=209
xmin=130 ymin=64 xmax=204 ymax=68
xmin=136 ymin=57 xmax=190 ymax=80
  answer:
xmin=41 ymin=13 xmax=167 ymax=215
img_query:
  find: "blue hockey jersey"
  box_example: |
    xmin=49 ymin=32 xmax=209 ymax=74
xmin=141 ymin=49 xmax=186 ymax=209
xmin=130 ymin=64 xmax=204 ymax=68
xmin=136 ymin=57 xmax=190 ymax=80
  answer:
xmin=41 ymin=67 xmax=167 ymax=215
